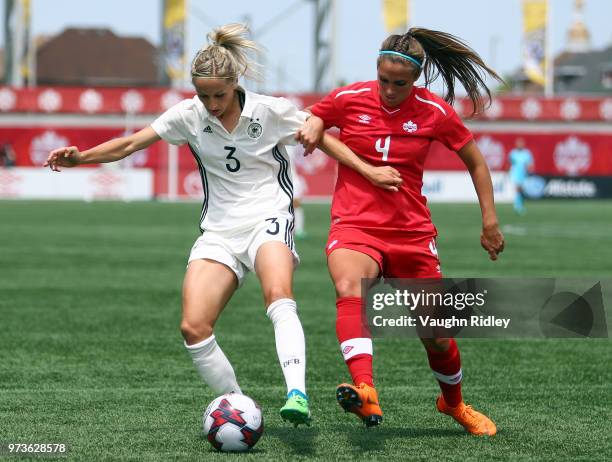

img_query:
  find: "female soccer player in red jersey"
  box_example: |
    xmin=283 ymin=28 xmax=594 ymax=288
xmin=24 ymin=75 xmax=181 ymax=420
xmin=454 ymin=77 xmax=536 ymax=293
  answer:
xmin=297 ymin=28 xmax=505 ymax=435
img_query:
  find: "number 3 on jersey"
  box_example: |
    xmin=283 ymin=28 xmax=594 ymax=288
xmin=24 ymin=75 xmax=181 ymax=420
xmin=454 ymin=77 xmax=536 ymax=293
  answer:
xmin=224 ymin=146 xmax=240 ymax=172
xmin=375 ymin=136 xmax=391 ymax=161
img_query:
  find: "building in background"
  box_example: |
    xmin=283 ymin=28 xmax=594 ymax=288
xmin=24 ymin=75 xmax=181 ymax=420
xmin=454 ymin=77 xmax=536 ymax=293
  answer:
xmin=554 ymin=45 xmax=612 ymax=93
xmin=565 ymin=0 xmax=591 ymax=53
xmin=510 ymin=0 xmax=611 ymax=94
xmin=511 ymin=44 xmax=612 ymax=94
xmin=36 ymin=28 xmax=160 ymax=87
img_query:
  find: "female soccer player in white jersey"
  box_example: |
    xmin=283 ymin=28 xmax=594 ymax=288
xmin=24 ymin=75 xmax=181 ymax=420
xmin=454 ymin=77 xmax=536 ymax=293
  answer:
xmin=44 ymin=23 xmax=402 ymax=427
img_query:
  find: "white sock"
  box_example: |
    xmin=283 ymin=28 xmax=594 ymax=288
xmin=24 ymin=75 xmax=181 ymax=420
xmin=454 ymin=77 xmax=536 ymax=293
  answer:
xmin=266 ymin=298 xmax=306 ymax=395
xmin=184 ymin=335 xmax=242 ymax=395
xmin=294 ymin=207 xmax=305 ymax=234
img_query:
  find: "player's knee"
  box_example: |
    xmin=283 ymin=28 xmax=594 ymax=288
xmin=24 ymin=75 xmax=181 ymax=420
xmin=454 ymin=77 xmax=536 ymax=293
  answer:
xmin=180 ymin=319 xmax=213 ymax=345
xmin=263 ymin=286 xmax=293 ymax=307
xmin=333 ymin=277 xmax=362 ymax=298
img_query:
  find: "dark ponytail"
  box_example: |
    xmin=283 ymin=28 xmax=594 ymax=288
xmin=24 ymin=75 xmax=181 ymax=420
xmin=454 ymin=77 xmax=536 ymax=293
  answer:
xmin=379 ymin=28 xmax=504 ymax=116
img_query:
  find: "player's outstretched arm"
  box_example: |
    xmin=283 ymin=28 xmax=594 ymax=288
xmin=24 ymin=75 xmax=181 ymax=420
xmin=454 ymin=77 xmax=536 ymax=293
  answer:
xmin=318 ymin=133 xmax=402 ymax=192
xmin=44 ymin=127 xmax=161 ymax=172
xmin=456 ymin=140 xmax=505 ymax=261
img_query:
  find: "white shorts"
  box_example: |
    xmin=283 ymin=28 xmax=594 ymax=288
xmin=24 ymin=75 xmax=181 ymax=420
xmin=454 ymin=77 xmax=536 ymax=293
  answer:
xmin=187 ymin=214 xmax=299 ymax=286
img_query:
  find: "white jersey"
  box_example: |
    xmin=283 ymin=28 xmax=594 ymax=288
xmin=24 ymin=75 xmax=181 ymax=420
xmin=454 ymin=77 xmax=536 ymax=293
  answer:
xmin=151 ymin=90 xmax=308 ymax=234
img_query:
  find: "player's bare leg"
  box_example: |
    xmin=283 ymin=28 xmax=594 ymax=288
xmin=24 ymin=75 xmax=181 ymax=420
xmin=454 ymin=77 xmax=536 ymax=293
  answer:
xmin=255 ymin=242 xmax=310 ymax=426
xmin=328 ymin=249 xmax=383 ymax=427
xmin=421 ymin=337 xmax=496 ymax=436
xmin=181 ymin=259 xmax=241 ymax=394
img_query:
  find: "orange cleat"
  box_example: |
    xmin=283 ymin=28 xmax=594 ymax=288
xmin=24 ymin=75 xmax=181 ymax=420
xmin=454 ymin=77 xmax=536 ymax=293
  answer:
xmin=436 ymin=395 xmax=497 ymax=436
xmin=336 ymin=383 xmax=383 ymax=427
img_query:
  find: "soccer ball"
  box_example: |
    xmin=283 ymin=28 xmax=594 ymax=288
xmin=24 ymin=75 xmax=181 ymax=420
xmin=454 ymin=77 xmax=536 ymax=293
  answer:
xmin=202 ymin=393 xmax=264 ymax=452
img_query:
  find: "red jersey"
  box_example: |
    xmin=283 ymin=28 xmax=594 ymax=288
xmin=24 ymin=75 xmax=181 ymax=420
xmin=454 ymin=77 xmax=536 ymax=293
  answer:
xmin=311 ymin=81 xmax=472 ymax=234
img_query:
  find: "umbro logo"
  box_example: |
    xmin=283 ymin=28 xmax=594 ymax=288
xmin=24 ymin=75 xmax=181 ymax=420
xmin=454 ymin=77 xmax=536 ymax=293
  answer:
xmin=202 ymin=125 xmax=213 ymax=133
xmin=403 ymin=120 xmax=418 ymax=133
xmin=357 ymin=114 xmax=372 ymax=124
xmin=429 ymin=239 xmax=438 ymax=256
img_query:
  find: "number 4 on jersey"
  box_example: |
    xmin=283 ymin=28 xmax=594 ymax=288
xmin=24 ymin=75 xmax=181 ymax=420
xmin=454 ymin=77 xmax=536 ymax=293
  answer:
xmin=375 ymin=136 xmax=391 ymax=161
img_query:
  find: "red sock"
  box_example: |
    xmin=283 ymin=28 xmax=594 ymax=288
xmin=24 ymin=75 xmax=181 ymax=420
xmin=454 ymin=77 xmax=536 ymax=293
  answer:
xmin=425 ymin=338 xmax=463 ymax=407
xmin=336 ymin=296 xmax=374 ymax=387
xmin=347 ymin=355 xmax=373 ymax=387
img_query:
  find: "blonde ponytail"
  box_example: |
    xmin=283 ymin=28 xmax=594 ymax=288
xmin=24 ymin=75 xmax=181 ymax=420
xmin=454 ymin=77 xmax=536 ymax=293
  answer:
xmin=191 ymin=23 xmax=262 ymax=81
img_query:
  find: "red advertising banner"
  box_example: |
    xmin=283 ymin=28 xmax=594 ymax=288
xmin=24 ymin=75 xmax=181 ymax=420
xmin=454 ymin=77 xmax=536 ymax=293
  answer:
xmin=456 ymin=96 xmax=612 ymax=122
xmin=2 ymin=127 xmax=611 ymax=198
xmin=426 ymin=132 xmax=612 ymax=176
xmin=0 ymin=126 xmax=341 ymax=199
xmin=1 ymin=86 xmax=612 ymax=122
xmin=0 ymin=87 xmax=192 ymax=115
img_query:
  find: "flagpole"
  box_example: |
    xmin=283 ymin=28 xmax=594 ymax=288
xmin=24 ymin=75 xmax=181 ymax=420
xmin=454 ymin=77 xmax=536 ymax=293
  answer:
xmin=407 ymin=0 xmax=411 ymax=28
xmin=330 ymin=0 xmax=337 ymax=89
xmin=545 ymin=0 xmax=553 ymax=97
xmin=12 ymin=0 xmax=24 ymax=87
xmin=183 ymin=0 xmax=189 ymax=90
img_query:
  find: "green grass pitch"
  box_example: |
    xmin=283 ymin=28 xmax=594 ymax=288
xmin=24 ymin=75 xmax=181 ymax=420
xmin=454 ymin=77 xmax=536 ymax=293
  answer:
xmin=1 ymin=200 xmax=611 ymax=461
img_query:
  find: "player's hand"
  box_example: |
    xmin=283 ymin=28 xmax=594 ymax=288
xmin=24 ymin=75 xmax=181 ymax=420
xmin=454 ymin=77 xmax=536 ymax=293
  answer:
xmin=364 ymin=165 xmax=403 ymax=192
xmin=296 ymin=117 xmax=324 ymax=155
xmin=481 ymin=223 xmax=504 ymax=261
xmin=44 ymin=146 xmax=81 ymax=172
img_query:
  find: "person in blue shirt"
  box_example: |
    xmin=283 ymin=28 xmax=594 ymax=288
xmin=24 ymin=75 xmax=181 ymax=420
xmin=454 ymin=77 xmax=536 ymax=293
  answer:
xmin=508 ymin=137 xmax=534 ymax=214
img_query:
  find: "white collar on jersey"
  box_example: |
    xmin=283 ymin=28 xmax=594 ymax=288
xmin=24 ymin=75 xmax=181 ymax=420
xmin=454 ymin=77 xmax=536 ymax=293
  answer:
xmin=199 ymin=86 xmax=257 ymax=121
xmin=380 ymin=105 xmax=401 ymax=115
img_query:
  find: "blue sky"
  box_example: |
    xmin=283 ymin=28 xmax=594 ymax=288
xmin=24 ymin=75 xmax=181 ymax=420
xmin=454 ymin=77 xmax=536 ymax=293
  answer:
xmin=1 ymin=0 xmax=610 ymax=92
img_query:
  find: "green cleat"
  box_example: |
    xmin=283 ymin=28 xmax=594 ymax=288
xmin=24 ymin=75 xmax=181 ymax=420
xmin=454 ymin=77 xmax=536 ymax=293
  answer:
xmin=280 ymin=390 xmax=311 ymax=427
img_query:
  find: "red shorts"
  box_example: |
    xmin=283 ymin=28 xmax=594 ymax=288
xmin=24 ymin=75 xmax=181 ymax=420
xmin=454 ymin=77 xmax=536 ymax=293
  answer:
xmin=325 ymin=226 xmax=442 ymax=278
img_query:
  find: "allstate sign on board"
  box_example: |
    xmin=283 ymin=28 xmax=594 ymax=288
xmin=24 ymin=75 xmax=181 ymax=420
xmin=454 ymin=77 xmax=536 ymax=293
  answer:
xmin=522 ymin=176 xmax=612 ymax=199
xmin=422 ymin=172 xmax=513 ymax=203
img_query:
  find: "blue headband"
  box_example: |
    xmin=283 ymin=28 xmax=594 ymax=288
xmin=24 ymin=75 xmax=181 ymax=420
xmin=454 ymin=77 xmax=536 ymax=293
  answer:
xmin=379 ymin=50 xmax=423 ymax=69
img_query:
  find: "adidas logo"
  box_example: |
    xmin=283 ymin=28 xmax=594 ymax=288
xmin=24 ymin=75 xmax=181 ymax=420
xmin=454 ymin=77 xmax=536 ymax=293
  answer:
xmin=202 ymin=125 xmax=213 ymax=133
